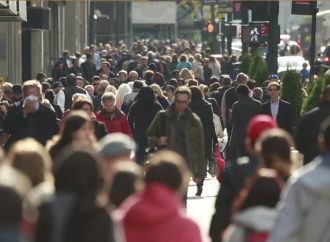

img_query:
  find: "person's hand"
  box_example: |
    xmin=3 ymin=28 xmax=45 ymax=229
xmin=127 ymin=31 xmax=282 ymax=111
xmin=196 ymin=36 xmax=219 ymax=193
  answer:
xmin=0 ymin=105 xmax=7 ymax=116
xmin=157 ymin=136 xmax=168 ymax=147
xmin=23 ymin=99 xmax=37 ymax=117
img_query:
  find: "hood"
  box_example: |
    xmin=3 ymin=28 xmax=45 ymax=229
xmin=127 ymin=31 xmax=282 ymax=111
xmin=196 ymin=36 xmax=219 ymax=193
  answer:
xmin=233 ymin=206 xmax=277 ymax=232
xmin=117 ymin=183 xmax=183 ymax=227
xmin=294 ymin=156 xmax=330 ymax=197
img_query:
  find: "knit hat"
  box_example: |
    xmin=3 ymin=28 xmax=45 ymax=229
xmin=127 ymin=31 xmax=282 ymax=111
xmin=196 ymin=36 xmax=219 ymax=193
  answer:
xmin=247 ymin=115 xmax=278 ymax=145
xmin=98 ymin=133 xmax=136 ymax=157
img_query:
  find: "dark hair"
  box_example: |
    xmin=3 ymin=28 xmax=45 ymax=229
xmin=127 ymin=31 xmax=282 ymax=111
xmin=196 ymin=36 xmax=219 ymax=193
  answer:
xmin=135 ymin=86 xmax=156 ymax=104
xmin=49 ymin=111 xmax=92 ymax=158
xmin=145 ymin=150 xmax=190 ymax=192
xmin=236 ymin=84 xmax=250 ymax=96
xmin=190 ymin=86 xmax=203 ymax=101
xmin=171 ymin=54 xmax=178 ymax=63
xmin=71 ymin=99 xmax=93 ymax=111
xmin=257 ymin=129 xmax=294 ymax=178
xmin=42 ymin=82 xmax=51 ymax=93
xmin=66 ymin=73 xmax=76 ymax=86
xmin=187 ymin=79 xmax=198 ymax=87
xmin=168 ymin=78 xmax=178 ymax=89
xmin=247 ymin=79 xmax=256 ymax=90
xmin=210 ymin=82 xmax=220 ymax=92
xmin=233 ymin=169 xmax=283 ymax=213
xmin=179 ymin=54 xmax=187 ymax=62
xmin=0 ymin=185 xmax=22 ymax=226
xmin=92 ymin=76 xmax=101 ymax=82
xmin=45 ymin=89 xmax=55 ymax=104
xmin=133 ymin=80 xmax=143 ymax=89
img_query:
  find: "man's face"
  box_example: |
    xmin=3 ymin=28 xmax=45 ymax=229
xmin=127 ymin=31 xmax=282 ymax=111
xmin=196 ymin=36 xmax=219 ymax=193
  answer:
xmin=118 ymin=73 xmax=127 ymax=82
xmin=174 ymin=93 xmax=190 ymax=114
xmin=268 ymin=84 xmax=280 ymax=100
xmin=129 ymin=73 xmax=138 ymax=82
xmin=141 ymin=59 xmax=147 ymax=67
xmin=92 ymin=80 xmax=101 ymax=92
xmin=24 ymin=87 xmax=41 ymax=101
xmin=102 ymin=63 xmax=110 ymax=72
xmin=75 ymin=79 xmax=84 ymax=88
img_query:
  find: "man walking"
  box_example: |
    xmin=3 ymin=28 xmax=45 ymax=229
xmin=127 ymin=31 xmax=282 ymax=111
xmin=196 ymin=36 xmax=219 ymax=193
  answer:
xmin=146 ymin=86 xmax=205 ymax=195
xmin=262 ymin=81 xmax=292 ymax=134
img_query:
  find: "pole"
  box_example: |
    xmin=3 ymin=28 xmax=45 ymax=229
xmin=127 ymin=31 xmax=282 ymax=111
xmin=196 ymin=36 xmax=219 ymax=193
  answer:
xmin=241 ymin=1 xmax=249 ymax=55
xmin=227 ymin=12 xmax=233 ymax=56
xmin=310 ymin=8 xmax=318 ymax=80
xmin=89 ymin=1 xmax=95 ymax=45
xmin=267 ymin=1 xmax=279 ymax=75
xmin=114 ymin=1 xmax=120 ymax=47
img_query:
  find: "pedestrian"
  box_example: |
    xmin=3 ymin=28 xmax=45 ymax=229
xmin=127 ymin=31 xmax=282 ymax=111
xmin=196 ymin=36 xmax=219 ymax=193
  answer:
xmin=261 ymin=81 xmax=292 ymax=134
xmin=1 ymin=80 xmax=58 ymax=149
xmin=35 ymin=147 xmax=115 ymax=242
xmin=98 ymin=133 xmax=136 ymax=183
xmin=146 ymin=86 xmax=205 ymax=196
xmin=228 ymin=84 xmax=261 ymax=159
xmin=176 ymin=54 xmax=192 ymax=71
xmin=295 ymin=85 xmax=330 ymax=164
xmin=121 ymin=80 xmax=143 ymax=115
xmin=113 ymin=150 xmax=203 ymax=242
xmin=208 ymin=56 xmax=221 ymax=80
xmin=269 ymin=117 xmax=330 ymax=242
xmin=189 ymin=86 xmax=217 ymax=195
xmin=209 ymin=115 xmax=277 ymax=242
xmin=48 ymin=111 xmax=96 ymax=159
xmin=150 ymin=83 xmax=169 ymax=109
xmin=115 ymin=83 xmax=131 ymax=110
xmin=127 ymin=86 xmax=163 ymax=165
xmin=96 ymin=92 xmax=132 ymax=136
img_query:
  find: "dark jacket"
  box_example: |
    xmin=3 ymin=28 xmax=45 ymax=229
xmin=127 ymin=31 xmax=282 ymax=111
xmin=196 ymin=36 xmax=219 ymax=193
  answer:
xmin=190 ymin=99 xmax=217 ymax=158
xmin=121 ymin=90 xmax=140 ymax=115
xmin=261 ymin=99 xmax=292 ymax=134
xmin=63 ymin=86 xmax=87 ymax=110
xmin=146 ymin=106 xmax=205 ymax=179
xmin=2 ymin=103 xmax=58 ymax=149
xmin=295 ymin=103 xmax=330 ymax=164
xmin=81 ymin=61 xmax=97 ymax=83
xmin=229 ymin=96 xmax=262 ymax=155
xmin=209 ymin=156 xmax=259 ymax=242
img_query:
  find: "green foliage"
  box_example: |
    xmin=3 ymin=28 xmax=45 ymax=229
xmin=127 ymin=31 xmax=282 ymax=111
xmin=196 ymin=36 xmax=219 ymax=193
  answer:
xmin=248 ymin=51 xmax=264 ymax=80
xmin=253 ymin=61 xmax=269 ymax=87
xmin=305 ymin=80 xmax=315 ymax=96
xmin=281 ymin=70 xmax=303 ymax=125
xmin=239 ymin=54 xmax=253 ymax=75
xmin=301 ymin=74 xmax=330 ymax=115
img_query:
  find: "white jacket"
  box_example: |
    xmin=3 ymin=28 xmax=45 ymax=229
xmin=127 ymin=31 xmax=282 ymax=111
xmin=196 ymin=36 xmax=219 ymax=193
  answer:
xmin=269 ymin=156 xmax=330 ymax=242
xmin=223 ymin=206 xmax=277 ymax=242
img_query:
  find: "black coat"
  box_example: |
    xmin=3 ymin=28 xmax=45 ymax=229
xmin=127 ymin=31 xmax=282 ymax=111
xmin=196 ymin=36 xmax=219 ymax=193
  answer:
xmin=2 ymin=103 xmax=58 ymax=149
xmin=295 ymin=103 xmax=330 ymax=164
xmin=261 ymin=99 xmax=292 ymax=134
xmin=190 ymin=99 xmax=217 ymax=158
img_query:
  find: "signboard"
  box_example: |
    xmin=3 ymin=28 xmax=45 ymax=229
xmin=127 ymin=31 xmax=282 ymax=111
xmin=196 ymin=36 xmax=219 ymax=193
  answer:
xmin=242 ymin=25 xmax=262 ymax=44
xmin=132 ymin=2 xmax=176 ymax=24
xmin=292 ymin=0 xmax=317 ymax=15
xmin=202 ymin=0 xmax=233 ymax=12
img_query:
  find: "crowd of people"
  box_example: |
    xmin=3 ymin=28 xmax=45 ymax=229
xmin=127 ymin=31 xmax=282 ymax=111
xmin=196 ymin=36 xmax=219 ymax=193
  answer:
xmin=0 ymin=39 xmax=329 ymax=242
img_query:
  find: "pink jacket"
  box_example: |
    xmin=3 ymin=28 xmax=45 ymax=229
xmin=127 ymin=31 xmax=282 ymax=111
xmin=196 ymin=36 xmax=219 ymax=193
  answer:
xmin=114 ymin=183 xmax=203 ymax=242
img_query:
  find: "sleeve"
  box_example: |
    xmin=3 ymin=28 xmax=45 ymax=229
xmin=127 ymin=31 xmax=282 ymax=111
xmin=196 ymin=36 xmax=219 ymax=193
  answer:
xmin=221 ymin=93 xmax=227 ymax=128
xmin=56 ymin=90 xmax=65 ymax=112
xmin=127 ymin=103 xmax=136 ymax=132
xmin=121 ymin=115 xmax=132 ymax=137
xmin=146 ymin=111 xmax=162 ymax=147
xmin=269 ymin=180 xmax=302 ymax=242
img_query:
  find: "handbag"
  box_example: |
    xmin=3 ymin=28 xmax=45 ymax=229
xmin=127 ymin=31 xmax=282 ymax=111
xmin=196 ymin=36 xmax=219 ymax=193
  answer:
xmin=209 ymin=144 xmax=226 ymax=181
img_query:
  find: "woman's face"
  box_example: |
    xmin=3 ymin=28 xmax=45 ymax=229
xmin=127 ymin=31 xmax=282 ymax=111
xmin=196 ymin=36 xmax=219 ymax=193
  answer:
xmin=73 ymin=122 xmax=94 ymax=142
xmin=103 ymin=100 xmax=116 ymax=113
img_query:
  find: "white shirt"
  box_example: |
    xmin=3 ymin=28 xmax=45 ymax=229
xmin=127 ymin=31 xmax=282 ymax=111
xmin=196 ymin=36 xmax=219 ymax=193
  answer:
xmin=270 ymin=99 xmax=279 ymax=119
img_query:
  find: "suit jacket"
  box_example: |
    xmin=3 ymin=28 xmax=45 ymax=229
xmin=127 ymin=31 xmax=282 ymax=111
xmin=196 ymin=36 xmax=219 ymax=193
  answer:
xmin=229 ymin=96 xmax=262 ymax=148
xmin=262 ymin=99 xmax=292 ymax=134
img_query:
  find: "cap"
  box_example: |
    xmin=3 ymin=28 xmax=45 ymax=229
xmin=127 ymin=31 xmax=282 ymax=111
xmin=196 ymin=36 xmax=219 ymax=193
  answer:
xmin=247 ymin=115 xmax=278 ymax=144
xmin=98 ymin=133 xmax=136 ymax=157
xmin=52 ymin=81 xmax=64 ymax=89
xmin=269 ymin=74 xmax=279 ymax=80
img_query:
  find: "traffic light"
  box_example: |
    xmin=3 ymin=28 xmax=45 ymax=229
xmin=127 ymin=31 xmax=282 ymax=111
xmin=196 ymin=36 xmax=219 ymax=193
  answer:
xmin=206 ymin=22 xmax=218 ymax=35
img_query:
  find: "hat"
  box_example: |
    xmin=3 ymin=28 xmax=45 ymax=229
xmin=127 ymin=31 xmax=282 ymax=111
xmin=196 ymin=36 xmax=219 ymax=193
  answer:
xmin=12 ymin=84 xmax=22 ymax=94
xmin=52 ymin=81 xmax=64 ymax=89
xmin=269 ymin=74 xmax=279 ymax=80
xmin=98 ymin=133 xmax=136 ymax=157
xmin=247 ymin=115 xmax=278 ymax=144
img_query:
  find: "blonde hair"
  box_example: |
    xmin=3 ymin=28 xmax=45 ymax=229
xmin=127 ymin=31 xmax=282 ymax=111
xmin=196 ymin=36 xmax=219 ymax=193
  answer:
xmin=115 ymin=83 xmax=131 ymax=109
xmin=180 ymin=68 xmax=194 ymax=81
xmin=105 ymin=85 xmax=117 ymax=95
xmin=150 ymin=84 xmax=165 ymax=98
xmin=100 ymin=80 xmax=110 ymax=93
xmin=22 ymin=80 xmax=42 ymax=96
xmin=6 ymin=138 xmax=52 ymax=187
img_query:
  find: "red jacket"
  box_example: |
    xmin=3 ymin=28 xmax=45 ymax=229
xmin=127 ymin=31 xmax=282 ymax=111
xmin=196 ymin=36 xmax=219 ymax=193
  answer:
xmin=114 ymin=183 xmax=202 ymax=242
xmin=96 ymin=108 xmax=132 ymax=136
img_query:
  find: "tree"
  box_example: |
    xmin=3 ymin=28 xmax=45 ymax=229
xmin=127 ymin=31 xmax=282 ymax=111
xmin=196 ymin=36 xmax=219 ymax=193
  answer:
xmin=253 ymin=60 xmax=268 ymax=87
xmin=239 ymin=54 xmax=253 ymax=75
xmin=281 ymin=70 xmax=303 ymax=126
xmin=248 ymin=51 xmax=263 ymax=80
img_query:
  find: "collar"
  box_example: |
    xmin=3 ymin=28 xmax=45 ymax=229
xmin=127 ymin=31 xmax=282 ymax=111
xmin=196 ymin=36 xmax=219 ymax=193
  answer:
xmin=271 ymin=99 xmax=279 ymax=105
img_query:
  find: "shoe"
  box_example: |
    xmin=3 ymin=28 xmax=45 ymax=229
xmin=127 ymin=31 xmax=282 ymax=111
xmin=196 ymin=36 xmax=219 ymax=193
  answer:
xmin=196 ymin=185 xmax=203 ymax=196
